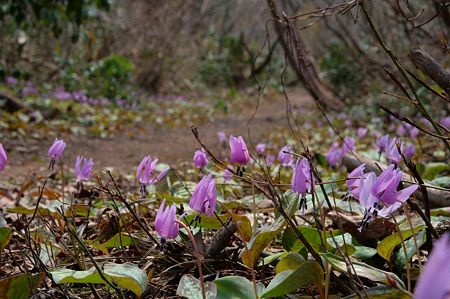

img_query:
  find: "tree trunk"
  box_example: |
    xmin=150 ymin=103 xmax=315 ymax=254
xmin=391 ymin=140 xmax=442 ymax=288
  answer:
xmin=268 ymin=0 xmax=344 ymax=110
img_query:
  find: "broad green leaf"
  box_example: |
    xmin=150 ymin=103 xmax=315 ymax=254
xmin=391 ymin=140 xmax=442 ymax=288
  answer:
xmin=259 ymin=251 xmax=287 ymax=266
xmin=214 ymin=276 xmax=264 ymax=299
xmin=377 ymin=227 xmax=424 ymax=262
xmin=0 ymin=273 xmax=44 ymax=299
xmin=393 ymin=230 xmax=425 ymax=270
xmin=423 ymin=162 xmax=449 ymax=180
xmin=321 ymin=253 xmax=404 ymax=289
xmin=353 ymin=245 xmax=378 ymax=260
xmin=101 ymin=233 xmax=139 ymax=248
xmin=260 ymin=261 xmax=324 ymax=298
xmin=275 ymin=252 xmax=305 ymax=274
xmin=343 ymin=286 xmax=412 ymax=298
xmin=282 ymin=225 xmax=322 ymax=252
xmin=0 ymin=227 xmax=13 ymax=252
xmin=241 ymin=216 xmax=286 ymax=267
xmin=51 ymin=262 xmax=147 ymax=297
xmin=430 ymin=176 xmax=450 ymax=188
xmin=176 ymin=274 xmax=217 ymax=299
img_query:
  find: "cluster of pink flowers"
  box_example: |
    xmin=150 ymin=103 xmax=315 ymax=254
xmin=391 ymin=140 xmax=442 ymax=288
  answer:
xmin=347 ymin=164 xmax=418 ymax=229
xmin=326 ymin=136 xmax=355 ymax=166
xmin=376 ymin=135 xmax=415 ymax=164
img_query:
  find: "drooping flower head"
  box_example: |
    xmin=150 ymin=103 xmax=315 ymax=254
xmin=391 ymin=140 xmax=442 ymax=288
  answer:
xmin=256 ymin=143 xmax=266 ymax=154
xmin=385 ymin=138 xmax=402 ymax=165
xmin=376 ymin=134 xmax=391 ymax=152
xmin=414 ymin=233 xmax=450 ymax=299
xmin=193 ymin=149 xmax=208 ymax=169
xmin=0 ymin=143 xmax=7 ymax=171
xmin=48 ymin=139 xmax=66 ymax=161
xmin=347 ymin=164 xmax=366 ymax=199
xmin=229 ymin=135 xmax=250 ymax=165
xmin=326 ymin=142 xmax=344 ymax=166
xmin=217 ymin=131 xmax=227 ymax=143
xmin=291 ymin=158 xmax=313 ymax=196
xmin=75 ymin=156 xmax=93 ymax=181
xmin=357 ymin=165 xmax=418 ymax=230
xmin=278 ymin=145 xmax=293 ymax=166
xmin=189 ymin=174 xmax=217 ymax=216
xmin=342 ymin=136 xmax=355 ymax=154
xmin=155 ymin=200 xmax=179 ymax=239
xmin=223 ymin=167 xmax=233 ymax=182
xmin=401 ymin=142 xmax=415 ymax=159
xmin=357 ymin=127 xmax=367 ymax=139
xmin=136 ymin=156 xmax=169 ymax=193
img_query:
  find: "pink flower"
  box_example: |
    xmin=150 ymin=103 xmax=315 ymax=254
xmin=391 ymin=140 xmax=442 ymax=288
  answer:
xmin=229 ymin=135 xmax=250 ymax=165
xmin=136 ymin=156 xmax=169 ymax=186
xmin=155 ymin=200 xmax=179 ymax=239
xmin=189 ymin=174 xmax=217 ymax=216
xmin=278 ymin=145 xmax=293 ymax=166
xmin=347 ymin=164 xmax=366 ymax=199
xmin=357 ymin=128 xmax=367 ymax=139
xmin=414 ymin=233 xmax=450 ymax=299
xmin=193 ymin=149 xmax=208 ymax=169
xmin=0 ymin=143 xmax=7 ymax=171
xmin=48 ymin=139 xmax=66 ymax=160
xmin=75 ymin=156 xmax=93 ymax=181
xmin=256 ymin=143 xmax=266 ymax=154
xmin=217 ymin=132 xmax=227 ymax=143
xmin=291 ymin=158 xmax=313 ymax=197
xmin=326 ymin=142 xmax=343 ymax=166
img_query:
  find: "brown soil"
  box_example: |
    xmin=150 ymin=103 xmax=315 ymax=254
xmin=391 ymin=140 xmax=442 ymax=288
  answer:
xmin=0 ymin=90 xmax=313 ymax=180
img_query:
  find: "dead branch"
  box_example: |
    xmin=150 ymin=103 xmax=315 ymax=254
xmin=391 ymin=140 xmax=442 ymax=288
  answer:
xmin=410 ymin=46 xmax=450 ymax=95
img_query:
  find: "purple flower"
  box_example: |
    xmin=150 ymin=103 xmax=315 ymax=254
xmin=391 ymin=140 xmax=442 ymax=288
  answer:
xmin=326 ymin=142 xmax=343 ymax=166
xmin=48 ymin=139 xmax=66 ymax=160
xmin=193 ymin=149 xmax=208 ymax=169
xmin=401 ymin=143 xmax=415 ymax=159
xmin=0 ymin=143 xmax=7 ymax=171
xmin=357 ymin=128 xmax=367 ymax=139
xmin=414 ymin=233 xmax=450 ymax=299
xmin=53 ymin=87 xmax=72 ymax=101
xmin=342 ymin=136 xmax=355 ymax=153
xmin=217 ymin=132 xmax=227 ymax=143
xmin=6 ymin=76 xmax=18 ymax=86
xmin=376 ymin=135 xmax=391 ymax=152
xmin=189 ymin=174 xmax=217 ymax=216
xmin=229 ymin=135 xmax=250 ymax=165
xmin=22 ymin=81 xmax=38 ymax=96
xmin=266 ymin=155 xmax=275 ymax=166
xmin=223 ymin=168 xmax=233 ymax=182
xmin=440 ymin=116 xmax=450 ymax=129
xmin=136 ymin=156 xmax=168 ymax=186
xmin=372 ymin=165 xmax=418 ymax=206
xmin=396 ymin=125 xmax=407 ymax=136
xmin=385 ymin=138 xmax=402 ymax=164
xmin=347 ymin=164 xmax=365 ymax=199
xmin=291 ymin=158 xmax=313 ymax=197
xmin=75 ymin=156 xmax=93 ymax=181
xmin=358 ymin=165 xmax=418 ymax=228
xmin=403 ymin=123 xmax=419 ymax=138
xmin=155 ymin=200 xmax=179 ymax=239
xmin=256 ymin=143 xmax=266 ymax=154
xmin=278 ymin=145 xmax=293 ymax=166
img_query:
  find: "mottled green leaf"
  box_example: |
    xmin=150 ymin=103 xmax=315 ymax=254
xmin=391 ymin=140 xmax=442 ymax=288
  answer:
xmin=261 ymin=261 xmax=324 ymax=298
xmin=176 ymin=274 xmax=217 ymax=299
xmin=214 ymin=276 xmax=264 ymax=299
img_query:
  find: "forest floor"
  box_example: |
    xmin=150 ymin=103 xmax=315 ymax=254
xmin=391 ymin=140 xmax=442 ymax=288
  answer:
xmin=0 ymin=89 xmax=313 ymax=180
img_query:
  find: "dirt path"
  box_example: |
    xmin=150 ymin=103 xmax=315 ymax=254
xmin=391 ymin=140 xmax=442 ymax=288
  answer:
xmin=0 ymin=90 xmax=313 ymax=180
